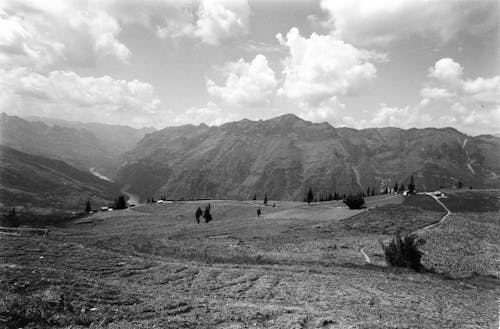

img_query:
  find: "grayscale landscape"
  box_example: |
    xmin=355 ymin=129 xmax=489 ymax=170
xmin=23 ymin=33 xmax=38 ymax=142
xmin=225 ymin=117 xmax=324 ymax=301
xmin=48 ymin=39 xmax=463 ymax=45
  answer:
xmin=0 ymin=0 xmax=499 ymax=328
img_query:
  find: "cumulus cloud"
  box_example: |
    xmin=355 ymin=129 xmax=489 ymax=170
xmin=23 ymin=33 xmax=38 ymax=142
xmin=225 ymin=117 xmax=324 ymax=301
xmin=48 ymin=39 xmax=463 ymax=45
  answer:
xmin=171 ymin=101 xmax=240 ymax=126
xmin=108 ymin=0 xmax=249 ymax=45
xmin=276 ymin=28 xmax=378 ymax=106
xmin=0 ymin=68 xmax=167 ymax=127
xmin=0 ymin=1 xmax=130 ymax=70
xmin=320 ymin=0 xmax=498 ymax=45
xmin=207 ymin=54 xmax=277 ymax=107
xmin=419 ymin=58 xmax=500 ymax=134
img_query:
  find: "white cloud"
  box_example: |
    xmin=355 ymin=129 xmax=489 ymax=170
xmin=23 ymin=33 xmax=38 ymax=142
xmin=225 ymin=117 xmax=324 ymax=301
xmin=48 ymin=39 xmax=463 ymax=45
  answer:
xmin=428 ymin=58 xmax=463 ymax=85
xmin=0 ymin=1 xmax=130 ymax=70
xmin=207 ymin=54 xmax=277 ymax=107
xmin=320 ymin=0 xmax=498 ymax=45
xmin=419 ymin=58 xmax=500 ymax=134
xmin=171 ymin=101 xmax=239 ymax=126
xmin=109 ymin=0 xmax=249 ymax=45
xmin=0 ymin=67 xmax=166 ymax=127
xmin=276 ymin=28 xmax=378 ymax=106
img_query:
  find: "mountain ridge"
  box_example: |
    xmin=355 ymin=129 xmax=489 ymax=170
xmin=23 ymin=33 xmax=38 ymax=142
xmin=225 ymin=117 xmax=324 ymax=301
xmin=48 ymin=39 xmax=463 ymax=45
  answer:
xmin=116 ymin=114 xmax=500 ymax=201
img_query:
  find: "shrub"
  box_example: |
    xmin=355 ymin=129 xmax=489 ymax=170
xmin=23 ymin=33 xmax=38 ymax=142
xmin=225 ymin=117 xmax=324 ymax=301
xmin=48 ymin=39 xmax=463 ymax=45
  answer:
xmin=343 ymin=194 xmax=365 ymax=209
xmin=380 ymin=233 xmax=424 ymax=272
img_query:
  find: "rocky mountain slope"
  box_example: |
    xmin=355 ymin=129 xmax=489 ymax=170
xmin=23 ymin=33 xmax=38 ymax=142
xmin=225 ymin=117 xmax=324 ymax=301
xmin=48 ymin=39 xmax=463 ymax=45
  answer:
xmin=0 ymin=145 xmax=119 ymax=213
xmin=0 ymin=113 xmax=154 ymax=177
xmin=117 ymin=114 xmax=500 ymax=201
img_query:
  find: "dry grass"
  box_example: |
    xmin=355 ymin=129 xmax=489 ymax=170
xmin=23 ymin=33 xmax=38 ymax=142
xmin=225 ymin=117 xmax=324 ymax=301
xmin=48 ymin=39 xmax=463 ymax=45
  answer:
xmin=1 ymin=193 xmax=498 ymax=328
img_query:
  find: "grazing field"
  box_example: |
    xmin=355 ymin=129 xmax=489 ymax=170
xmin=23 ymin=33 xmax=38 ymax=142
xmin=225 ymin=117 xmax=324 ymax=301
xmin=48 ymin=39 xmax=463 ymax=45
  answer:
xmin=1 ymin=192 xmax=498 ymax=328
xmin=438 ymin=189 xmax=500 ymax=213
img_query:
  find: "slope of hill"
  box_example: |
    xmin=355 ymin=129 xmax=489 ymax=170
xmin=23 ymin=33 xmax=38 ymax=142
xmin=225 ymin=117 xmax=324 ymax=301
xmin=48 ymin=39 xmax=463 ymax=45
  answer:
xmin=25 ymin=115 xmax=155 ymax=158
xmin=0 ymin=145 xmax=119 ymax=213
xmin=0 ymin=113 xmax=154 ymax=177
xmin=117 ymin=114 xmax=500 ymax=201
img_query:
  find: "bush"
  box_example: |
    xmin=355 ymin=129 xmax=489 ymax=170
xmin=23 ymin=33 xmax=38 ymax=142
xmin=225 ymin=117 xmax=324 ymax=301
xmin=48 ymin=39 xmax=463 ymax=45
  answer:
xmin=380 ymin=233 xmax=424 ymax=272
xmin=343 ymin=194 xmax=365 ymax=209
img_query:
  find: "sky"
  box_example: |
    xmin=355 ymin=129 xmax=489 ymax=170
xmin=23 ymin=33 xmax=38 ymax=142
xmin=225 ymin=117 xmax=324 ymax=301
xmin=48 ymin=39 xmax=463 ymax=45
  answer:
xmin=0 ymin=0 xmax=499 ymax=135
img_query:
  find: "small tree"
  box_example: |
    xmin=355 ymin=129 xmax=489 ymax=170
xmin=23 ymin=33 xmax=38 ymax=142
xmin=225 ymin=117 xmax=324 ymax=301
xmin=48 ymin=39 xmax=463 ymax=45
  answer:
xmin=366 ymin=187 xmax=370 ymax=196
xmin=195 ymin=207 xmax=203 ymax=224
xmin=343 ymin=194 xmax=365 ymax=209
xmin=253 ymin=193 xmax=257 ymax=200
xmin=457 ymin=180 xmax=463 ymax=189
xmin=85 ymin=200 xmax=91 ymax=213
xmin=408 ymin=176 xmax=416 ymax=194
xmin=203 ymin=205 xmax=212 ymax=223
xmin=4 ymin=208 xmax=19 ymax=227
xmin=263 ymin=194 xmax=268 ymax=205
xmin=379 ymin=233 xmax=424 ymax=272
xmin=394 ymin=182 xmax=399 ymax=193
xmin=306 ymin=187 xmax=314 ymax=204
xmin=400 ymin=183 xmax=405 ymax=192
xmin=115 ymin=195 xmax=127 ymax=209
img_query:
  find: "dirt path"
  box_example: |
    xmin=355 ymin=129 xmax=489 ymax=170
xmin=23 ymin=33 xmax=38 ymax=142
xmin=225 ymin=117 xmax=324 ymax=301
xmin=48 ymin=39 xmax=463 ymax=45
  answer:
xmin=360 ymin=247 xmax=371 ymax=264
xmin=419 ymin=193 xmax=452 ymax=232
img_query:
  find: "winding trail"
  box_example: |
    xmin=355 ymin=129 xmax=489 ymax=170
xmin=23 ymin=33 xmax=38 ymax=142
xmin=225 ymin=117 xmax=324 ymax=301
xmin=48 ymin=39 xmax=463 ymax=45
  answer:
xmin=360 ymin=193 xmax=451 ymax=264
xmin=360 ymin=247 xmax=371 ymax=264
xmin=418 ymin=193 xmax=452 ymax=232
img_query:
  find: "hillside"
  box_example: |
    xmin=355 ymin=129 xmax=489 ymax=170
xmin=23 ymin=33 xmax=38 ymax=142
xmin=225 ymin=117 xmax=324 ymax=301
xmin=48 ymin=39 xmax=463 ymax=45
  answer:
xmin=0 ymin=113 xmax=153 ymax=177
xmin=0 ymin=145 xmax=120 ymax=213
xmin=117 ymin=114 xmax=500 ymax=201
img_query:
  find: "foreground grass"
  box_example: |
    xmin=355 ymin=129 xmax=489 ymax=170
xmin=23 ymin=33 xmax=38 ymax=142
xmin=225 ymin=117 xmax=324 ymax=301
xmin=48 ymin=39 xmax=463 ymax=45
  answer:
xmin=1 ymin=193 xmax=498 ymax=328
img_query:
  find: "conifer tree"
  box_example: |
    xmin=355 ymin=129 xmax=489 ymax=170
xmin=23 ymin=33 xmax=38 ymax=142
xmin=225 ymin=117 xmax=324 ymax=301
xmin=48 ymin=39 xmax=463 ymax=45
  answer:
xmin=306 ymin=187 xmax=314 ymax=204
xmin=115 ymin=195 xmax=127 ymax=209
xmin=85 ymin=200 xmax=91 ymax=213
xmin=263 ymin=194 xmax=268 ymax=205
xmin=408 ymin=176 xmax=416 ymax=194
xmin=394 ymin=182 xmax=399 ymax=193
xmin=253 ymin=193 xmax=257 ymax=200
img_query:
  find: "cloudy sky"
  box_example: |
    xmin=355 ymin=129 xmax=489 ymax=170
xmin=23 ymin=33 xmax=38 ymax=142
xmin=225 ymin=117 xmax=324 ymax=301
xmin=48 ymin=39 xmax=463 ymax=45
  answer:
xmin=0 ymin=0 xmax=499 ymax=135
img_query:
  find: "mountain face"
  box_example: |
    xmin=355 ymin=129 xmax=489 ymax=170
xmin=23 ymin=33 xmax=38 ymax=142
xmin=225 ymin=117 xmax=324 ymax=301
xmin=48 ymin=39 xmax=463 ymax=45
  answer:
xmin=0 ymin=113 xmax=154 ymax=177
xmin=0 ymin=145 xmax=120 ymax=212
xmin=116 ymin=114 xmax=500 ymax=201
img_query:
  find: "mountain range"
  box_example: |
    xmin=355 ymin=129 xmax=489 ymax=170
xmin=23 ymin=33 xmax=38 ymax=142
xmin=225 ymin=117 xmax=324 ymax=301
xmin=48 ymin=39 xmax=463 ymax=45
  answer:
xmin=116 ymin=114 xmax=500 ymax=200
xmin=0 ymin=113 xmax=154 ymax=178
xmin=1 ymin=113 xmax=499 ymax=211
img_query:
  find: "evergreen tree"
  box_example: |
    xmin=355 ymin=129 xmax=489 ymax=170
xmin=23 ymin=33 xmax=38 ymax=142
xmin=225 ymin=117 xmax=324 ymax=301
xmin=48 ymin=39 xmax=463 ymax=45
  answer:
xmin=371 ymin=188 xmax=375 ymax=196
xmin=85 ymin=200 xmax=91 ymax=213
xmin=263 ymin=194 xmax=268 ymax=205
xmin=408 ymin=176 xmax=416 ymax=194
xmin=253 ymin=193 xmax=257 ymax=200
xmin=115 ymin=195 xmax=127 ymax=209
xmin=328 ymin=193 xmax=333 ymax=201
xmin=195 ymin=207 xmax=203 ymax=224
xmin=394 ymin=182 xmax=399 ymax=193
xmin=203 ymin=205 xmax=212 ymax=223
xmin=5 ymin=207 xmax=19 ymax=227
xmin=383 ymin=187 xmax=388 ymax=194
xmin=457 ymin=180 xmax=463 ymax=189
xmin=400 ymin=184 xmax=405 ymax=192
xmin=306 ymin=187 xmax=314 ymax=204
xmin=366 ymin=187 xmax=370 ymax=196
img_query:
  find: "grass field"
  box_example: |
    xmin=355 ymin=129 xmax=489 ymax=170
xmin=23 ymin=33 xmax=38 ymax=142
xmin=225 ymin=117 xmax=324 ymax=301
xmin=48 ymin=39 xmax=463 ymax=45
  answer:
xmin=1 ymin=191 xmax=498 ymax=328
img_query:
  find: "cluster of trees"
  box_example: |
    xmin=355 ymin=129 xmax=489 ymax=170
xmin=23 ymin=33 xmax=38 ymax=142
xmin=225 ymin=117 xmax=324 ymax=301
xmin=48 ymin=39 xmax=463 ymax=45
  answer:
xmin=195 ymin=204 xmax=212 ymax=224
xmin=2 ymin=208 xmax=19 ymax=227
xmin=304 ymin=188 xmax=346 ymax=204
xmin=146 ymin=195 xmax=168 ymax=203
